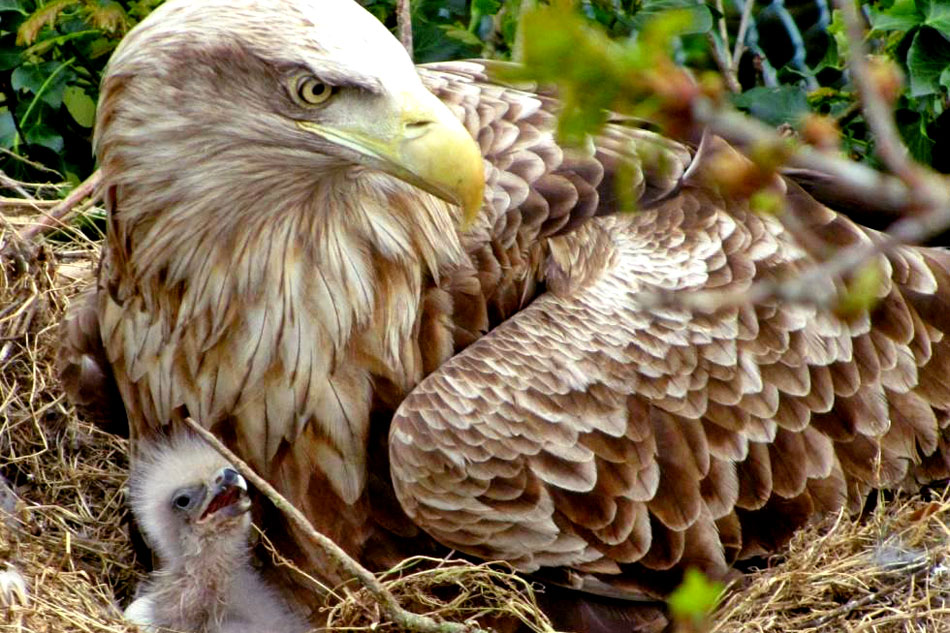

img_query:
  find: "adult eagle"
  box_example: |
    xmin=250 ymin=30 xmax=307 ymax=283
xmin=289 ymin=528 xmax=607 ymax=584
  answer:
xmin=59 ymin=0 xmax=950 ymax=629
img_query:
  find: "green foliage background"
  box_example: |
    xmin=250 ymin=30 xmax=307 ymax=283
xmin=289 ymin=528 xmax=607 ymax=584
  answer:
xmin=0 ymin=0 xmax=948 ymax=188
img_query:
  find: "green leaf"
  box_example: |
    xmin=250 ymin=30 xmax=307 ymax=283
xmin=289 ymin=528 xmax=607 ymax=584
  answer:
xmin=907 ymin=27 xmax=950 ymax=96
xmin=63 ymin=85 xmax=96 ymax=127
xmin=0 ymin=0 xmax=27 ymax=13
xmin=23 ymin=123 xmax=63 ymax=152
xmin=11 ymin=61 xmax=71 ymax=108
xmin=668 ymin=568 xmax=724 ymax=623
xmin=632 ymin=0 xmax=713 ymax=35
xmin=732 ymin=86 xmax=809 ymax=126
xmin=472 ymin=0 xmax=500 ymax=16
xmin=896 ymin=109 xmax=934 ymax=164
xmin=828 ymin=9 xmax=851 ymax=61
xmin=837 ymin=262 xmax=885 ymax=317
xmin=0 ymin=46 xmax=21 ymax=71
xmin=870 ymin=0 xmax=922 ymax=32
xmin=0 ymin=109 xmax=18 ymax=149
xmin=917 ymin=0 xmax=950 ymax=33
xmin=442 ymin=25 xmax=482 ymax=47
xmin=11 ymin=64 xmax=40 ymax=93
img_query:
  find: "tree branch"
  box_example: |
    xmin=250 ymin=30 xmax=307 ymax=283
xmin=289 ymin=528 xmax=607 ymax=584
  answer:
xmin=635 ymin=86 xmax=950 ymax=314
xmin=397 ymin=0 xmax=413 ymax=59
xmin=706 ymin=0 xmax=740 ymax=93
xmin=731 ymin=0 xmax=754 ymax=74
xmin=692 ymin=98 xmax=950 ymax=224
xmin=3 ymin=170 xmax=102 ymax=247
xmin=182 ymin=417 xmax=490 ymax=633
xmin=707 ymin=32 xmax=740 ymax=93
xmin=832 ymin=0 xmax=921 ymax=187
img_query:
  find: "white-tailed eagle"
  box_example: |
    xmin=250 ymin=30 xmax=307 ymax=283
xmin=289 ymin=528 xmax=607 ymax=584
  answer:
xmin=58 ymin=0 xmax=950 ymax=629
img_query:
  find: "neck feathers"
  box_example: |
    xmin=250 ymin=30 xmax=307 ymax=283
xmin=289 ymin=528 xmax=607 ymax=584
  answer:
xmin=100 ymin=161 xmax=467 ymax=499
xmin=149 ymin=531 xmax=249 ymax=631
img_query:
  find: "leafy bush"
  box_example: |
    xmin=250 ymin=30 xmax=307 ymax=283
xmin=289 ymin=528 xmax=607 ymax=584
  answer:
xmin=0 ymin=0 xmax=163 ymax=183
xmin=0 ymin=0 xmax=947 ymax=188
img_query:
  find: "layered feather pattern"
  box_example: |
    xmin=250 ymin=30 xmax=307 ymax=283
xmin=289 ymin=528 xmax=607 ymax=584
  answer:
xmin=56 ymin=1 xmax=950 ymax=620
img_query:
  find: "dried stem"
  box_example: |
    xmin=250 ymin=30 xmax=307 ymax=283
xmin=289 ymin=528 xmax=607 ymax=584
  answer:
xmin=182 ymin=417 xmax=490 ymax=633
xmin=832 ymin=0 xmax=924 ymax=188
xmin=659 ymin=0 xmax=950 ymax=313
xmin=643 ymin=92 xmax=950 ymax=314
xmin=396 ymin=0 xmax=413 ymax=59
xmin=707 ymin=32 xmax=740 ymax=93
xmin=731 ymin=0 xmax=754 ymax=73
xmin=4 ymin=170 xmax=103 ymax=250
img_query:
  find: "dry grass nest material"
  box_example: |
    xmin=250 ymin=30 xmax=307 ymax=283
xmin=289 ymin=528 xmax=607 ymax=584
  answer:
xmin=2 ymin=196 xmax=950 ymax=633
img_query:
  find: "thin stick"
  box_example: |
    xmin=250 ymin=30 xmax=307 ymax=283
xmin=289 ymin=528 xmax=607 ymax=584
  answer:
xmin=705 ymin=0 xmax=740 ymax=94
xmin=182 ymin=417 xmax=489 ymax=633
xmin=833 ymin=0 xmax=926 ymax=189
xmin=714 ymin=0 xmax=729 ymax=58
xmin=692 ymin=99 xmax=949 ymax=229
xmin=707 ymin=31 xmax=740 ymax=93
xmin=13 ymin=170 xmax=103 ymax=245
xmin=396 ymin=0 xmax=413 ymax=59
xmin=731 ymin=0 xmax=754 ymax=73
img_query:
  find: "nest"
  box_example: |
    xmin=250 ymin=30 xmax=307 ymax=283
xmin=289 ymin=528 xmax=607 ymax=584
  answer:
xmin=324 ymin=556 xmax=556 ymax=633
xmin=713 ymin=493 xmax=950 ymax=632
xmin=1 ymin=194 xmax=139 ymax=632
xmin=2 ymin=194 xmax=950 ymax=633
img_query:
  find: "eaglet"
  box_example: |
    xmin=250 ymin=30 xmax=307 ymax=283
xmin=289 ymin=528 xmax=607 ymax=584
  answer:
xmin=124 ymin=434 xmax=307 ymax=633
xmin=58 ymin=0 xmax=950 ymax=630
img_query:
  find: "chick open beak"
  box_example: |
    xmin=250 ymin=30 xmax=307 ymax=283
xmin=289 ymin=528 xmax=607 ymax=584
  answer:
xmin=197 ymin=466 xmax=250 ymax=523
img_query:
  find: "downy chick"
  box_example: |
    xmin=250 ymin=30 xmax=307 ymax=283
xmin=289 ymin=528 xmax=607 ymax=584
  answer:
xmin=125 ymin=434 xmax=308 ymax=633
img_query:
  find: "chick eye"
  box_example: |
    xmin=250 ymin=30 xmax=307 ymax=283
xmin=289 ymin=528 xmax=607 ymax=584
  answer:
xmin=295 ymin=76 xmax=335 ymax=105
xmin=172 ymin=493 xmax=192 ymax=510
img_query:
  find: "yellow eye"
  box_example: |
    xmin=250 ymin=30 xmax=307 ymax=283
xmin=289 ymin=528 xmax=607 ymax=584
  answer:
xmin=295 ymin=76 xmax=334 ymax=105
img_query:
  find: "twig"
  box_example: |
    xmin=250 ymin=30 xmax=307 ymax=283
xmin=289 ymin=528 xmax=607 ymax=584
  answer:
xmin=3 ymin=170 xmax=102 ymax=252
xmin=731 ymin=0 xmax=754 ymax=74
xmin=833 ymin=0 xmax=927 ymax=190
xmin=797 ymin=562 xmax=929 ymax=630
xmin=663 ymin=0 xmax=950 ymax=313
xmin=0 ymin=147 xmax=63 ymax=177
xmin=706 ymin=31 xmax=740 ymax=93
xmin=705 ymin=0 xmax=740 ymax=94
xmin=1 ymin=198 xmax=60 ymax=209
xmin=634 ymin=97 xmax=950 ymax=314
xmin=182 ymin=417 xmax=490 ymax=633
xmin=693 ymin=100 xmax=934 ymax=220
xmin=396 ymin=0 xmax=413 ymax=59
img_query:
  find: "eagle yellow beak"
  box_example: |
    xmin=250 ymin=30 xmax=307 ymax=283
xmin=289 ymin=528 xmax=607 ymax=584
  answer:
xmin=298 ymin=88 xmax=485 ymax=226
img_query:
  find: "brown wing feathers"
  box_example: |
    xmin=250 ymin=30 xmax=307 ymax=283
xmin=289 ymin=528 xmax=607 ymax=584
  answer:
xmin=388 ymin=122 xmax=950 ymax=599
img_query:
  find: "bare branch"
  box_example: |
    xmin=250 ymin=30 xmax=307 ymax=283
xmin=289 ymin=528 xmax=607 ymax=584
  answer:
xmin=832 ymin=0 xmax=926 ymax=189
xmin=15 ymin=170 xmax=102 ymax=244
xmin=714 ymin=0 xmax=729 ymax=57
xmin=692 ymin=100 xmax=923 ymax=217
xmin=637 ymin=92 xmax=950 ymax=315
xmin=182 ymin=417 xmax=490 ymax=633
xmin=707 ymin=32 xmax=741 ymax=93
xmin=396 ymin=0 xmax=413 ymax=59
xmin=731 ymin=0 xmax=755 ymax=73
xmin=707 ymin=0 xmax=740 ymax=93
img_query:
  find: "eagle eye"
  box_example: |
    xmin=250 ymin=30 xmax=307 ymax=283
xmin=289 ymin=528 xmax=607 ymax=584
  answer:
xmin=293 ymin=75 xmax=335 ymax=106
xmin=172 ymin=491 xmax=194 ymax=511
